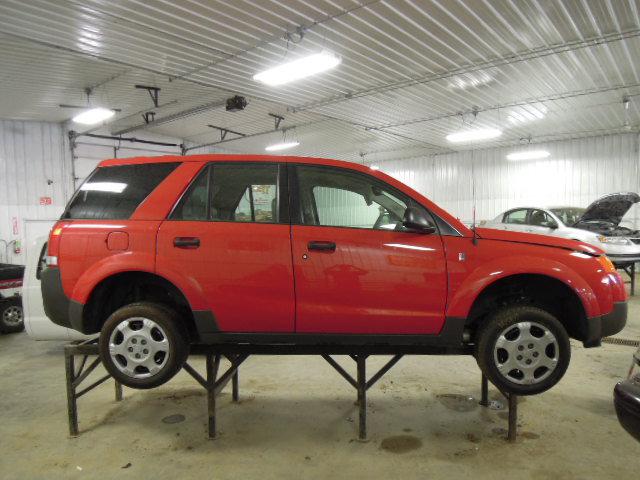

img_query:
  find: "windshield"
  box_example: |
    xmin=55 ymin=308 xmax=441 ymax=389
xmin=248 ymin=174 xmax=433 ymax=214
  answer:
xmin=550 ymin=207 xmax=585 ymax=226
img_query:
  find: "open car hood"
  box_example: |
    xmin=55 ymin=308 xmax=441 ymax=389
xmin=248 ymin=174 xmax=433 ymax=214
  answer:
xmin=576 ymin=192 xmax=640 ymax=226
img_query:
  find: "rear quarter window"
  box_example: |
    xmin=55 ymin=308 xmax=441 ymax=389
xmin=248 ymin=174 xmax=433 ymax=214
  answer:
xmin=63 ymin=163 xmax=179 ymax=220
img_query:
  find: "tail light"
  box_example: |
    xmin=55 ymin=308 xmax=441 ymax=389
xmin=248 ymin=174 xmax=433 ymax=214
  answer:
xmin=47 ymin=221 xmax=68 ymax=267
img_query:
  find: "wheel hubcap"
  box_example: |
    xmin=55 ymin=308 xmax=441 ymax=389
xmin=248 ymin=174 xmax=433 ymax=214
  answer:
xmin=3 ymin=306 xmax=23 ymax=326
xmin=493 ymin=321 xmax=559 ymax=385
xmin=108 ymin=317 xmax=170 ymax=379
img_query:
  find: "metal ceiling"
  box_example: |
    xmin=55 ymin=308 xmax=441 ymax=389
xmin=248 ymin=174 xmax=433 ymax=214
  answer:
xmin=0 ymin=0 xmax=639 ymax=161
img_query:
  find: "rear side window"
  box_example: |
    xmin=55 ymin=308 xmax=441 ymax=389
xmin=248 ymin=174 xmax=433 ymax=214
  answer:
xmin=171 ymin=163 xmax=281 ymax=223
xmin=63 ymin=163 xmax=179 ymax=220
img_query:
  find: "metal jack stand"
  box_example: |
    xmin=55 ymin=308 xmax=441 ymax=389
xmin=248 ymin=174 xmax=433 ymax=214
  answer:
xmin=182 ymin=349 xmax=248 ymax=439
xmin=480 ymin=374 xmax=518 ymax=443
xmin=617 ymin=262 xmax=636 ymax=296
xmin=64 ymin=339 xmax=123 ymax=437
xmin=322 ymin=354 xmax=404 ymax=440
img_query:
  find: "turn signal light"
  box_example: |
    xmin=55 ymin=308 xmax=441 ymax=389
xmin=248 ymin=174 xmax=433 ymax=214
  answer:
xmin=597 ymin=255 xmax=616 ymax=273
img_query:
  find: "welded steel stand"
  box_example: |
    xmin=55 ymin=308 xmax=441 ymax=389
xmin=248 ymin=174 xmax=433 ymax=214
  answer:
xmin=321 ymin=353 xmax=404 ymax=440
xmin=480 ymin=374 xmax=518 ymax=443
xmin=618 ymin=262 xmax=636 ymax=296
xmin=182 ymin=350 xmax=247 ymax=439
xmin=64 ymin=340 xmax=519 ymax=443
xmin=64 ymin=339 xmax=123 ymax=437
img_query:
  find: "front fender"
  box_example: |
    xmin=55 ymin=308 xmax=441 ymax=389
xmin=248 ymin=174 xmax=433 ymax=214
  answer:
xmin=446 ymin=254 xmax=600 ymax=319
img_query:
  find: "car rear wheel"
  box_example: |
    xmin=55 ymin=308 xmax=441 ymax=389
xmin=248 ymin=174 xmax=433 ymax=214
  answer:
xmin=99 ymin=302 xmax=189 ymax=389
xmin=475 ymin=305 xmax=570 ymax=395
xmin=0 ymin=297 xmax=24 ymax=333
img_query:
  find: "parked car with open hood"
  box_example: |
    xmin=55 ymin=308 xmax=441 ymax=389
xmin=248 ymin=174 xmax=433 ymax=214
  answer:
xmin=486 ymin=192 xmax=640 ymax=265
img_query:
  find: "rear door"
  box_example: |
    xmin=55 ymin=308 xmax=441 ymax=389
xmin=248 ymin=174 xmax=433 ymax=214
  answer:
xmin=156 ymin=162 xmax=295 ymax=333
xmin=290 ymin=165 xmax=447 ymax=335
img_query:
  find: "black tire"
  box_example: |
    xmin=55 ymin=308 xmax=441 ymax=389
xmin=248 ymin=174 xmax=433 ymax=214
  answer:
xmin=99 ymin=302 xmax=189 ymax=389
xmin=475 ymin=305 xmax=570 ymax=396
xmin=0 ymin=297 xmax=24 ymax=333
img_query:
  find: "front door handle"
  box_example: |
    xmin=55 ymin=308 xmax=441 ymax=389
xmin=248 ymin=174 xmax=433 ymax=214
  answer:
xmin=308 ymin=241 xmax=336 ymax=252
xmin=174 ymin=237 xmax=200 ymax=249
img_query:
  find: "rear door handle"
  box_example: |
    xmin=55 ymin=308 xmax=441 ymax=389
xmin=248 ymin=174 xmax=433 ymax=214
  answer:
xmin=173 ymin=237 xmax=200 ymax=249
xmin=308 ymin=241 xmax=336 ymax=252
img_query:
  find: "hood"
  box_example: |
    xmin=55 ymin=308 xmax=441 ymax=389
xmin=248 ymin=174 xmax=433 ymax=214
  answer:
xmin=576 ymin=192 xmax=640 ymax=226
xmin=475 ymin=227 xmax=603 ymax=256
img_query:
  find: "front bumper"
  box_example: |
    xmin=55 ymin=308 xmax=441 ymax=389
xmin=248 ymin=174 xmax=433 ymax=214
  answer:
xmin=41 ymin=267 xmax=84 ymax=332
xmin=614 ymin=376 xmax=640 ymax=442
xmin=608 ymin=254 xmax=640 ymax=265
xmin=583 ymin=301 xmax=627 ymax=347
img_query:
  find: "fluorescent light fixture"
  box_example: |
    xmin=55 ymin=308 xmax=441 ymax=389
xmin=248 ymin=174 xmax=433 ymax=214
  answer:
xmin=446 ymin=128 xmax=502 ymax=143
xmin=72 ymin=107 xmax=115 ymax=125
xmin=80 ymin=182 xmax=127 ymax=193
xmin=506 ymin=150 xmax=550 ymax=161
xmin=265 ymin=141 xmax=300 ymax=152
xmin=370 ymin=165 xmax=380 ymax=170
xmin=253 ymin=51 xmax=341 ymax=86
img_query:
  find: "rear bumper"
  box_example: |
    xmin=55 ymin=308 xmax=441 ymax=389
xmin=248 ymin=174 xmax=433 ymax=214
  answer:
xmin=583 ymin=301 xmax=627 ymax=347
xmin=41 ymin=267 xmax=84 ymax=332
xmin=614 ymin=376 xmax=640 ymax=442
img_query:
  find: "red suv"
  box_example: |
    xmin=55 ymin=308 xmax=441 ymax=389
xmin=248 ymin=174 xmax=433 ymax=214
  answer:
xmin=42 ymin=155 xmax=627 ymax=394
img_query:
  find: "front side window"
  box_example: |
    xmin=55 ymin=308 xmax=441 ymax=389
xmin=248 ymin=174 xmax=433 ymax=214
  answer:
xmin=64 ymin=162 xmax=179 ymax=220
xmin=171 ymin=163 xmax=280 ymax=223
xmin=529 ymin=209 xmax=557 ymax=228
xmin=296 ymin=165 xmax=430 ymax=231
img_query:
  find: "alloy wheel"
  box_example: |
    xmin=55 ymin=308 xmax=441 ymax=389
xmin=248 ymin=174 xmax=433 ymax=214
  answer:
xmin=493 ymin=321 xmax=559 ymax=385
xmin=108 ymin=317 xmax=171 ymax=379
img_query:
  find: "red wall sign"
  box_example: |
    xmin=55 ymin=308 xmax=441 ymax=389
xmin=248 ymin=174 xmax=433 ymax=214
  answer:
xmin=39 ymin=196 xmax=52 ymax=206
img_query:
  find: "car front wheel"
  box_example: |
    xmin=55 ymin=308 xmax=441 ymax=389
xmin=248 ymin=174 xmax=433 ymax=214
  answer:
xmin=99 ymin=302 xmax=189 ymax=389
xmin=475 ymin=305 xmax=570 ymax=395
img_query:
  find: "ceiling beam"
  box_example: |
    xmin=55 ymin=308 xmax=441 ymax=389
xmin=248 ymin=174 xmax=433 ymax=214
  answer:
xmin=292 ymin=28 xmax=640 ymax=113
xmin=112 ymin=99 xmax=227 ymax=136
xmin=371 ymin=82 xmax=640 ymax=131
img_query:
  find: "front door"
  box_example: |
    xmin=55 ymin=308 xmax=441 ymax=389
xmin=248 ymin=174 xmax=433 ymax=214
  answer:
xmin=157 ymin=162 xmax=295 ymax=333
xmin=291 ymin=165 xmax=448 ymax=335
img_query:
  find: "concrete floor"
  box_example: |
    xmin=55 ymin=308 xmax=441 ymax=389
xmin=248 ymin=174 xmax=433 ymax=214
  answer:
xmin=1 ymin=294 xmax=640 ymax=479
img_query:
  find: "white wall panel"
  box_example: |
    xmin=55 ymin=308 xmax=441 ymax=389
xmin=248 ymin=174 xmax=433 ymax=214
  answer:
xmin=72 ymin=128 xmax=184 ymax=186
xmin=374 ymin=133 xmax=640 ymax=228
xmin=0 ymin=120 xmax=69 ymax=263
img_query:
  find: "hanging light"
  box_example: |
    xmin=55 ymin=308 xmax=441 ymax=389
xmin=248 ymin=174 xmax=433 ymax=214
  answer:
xmin=446 ymin=128 xmax=502 ymax=143
xmin=506 ymin=150 xmax=550 ymax=161
xmin=254 ymin=51 xmax=342 ymax=86
xmin=72 ymin=107 xmax=115 ymax=125
xmin=265 ymin=141 xmax=300 ymax=151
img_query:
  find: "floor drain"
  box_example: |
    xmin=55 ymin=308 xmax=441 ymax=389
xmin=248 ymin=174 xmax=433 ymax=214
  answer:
xmin=602 ymin=337 xmax=639 ymax=348
xmin=162 ymin=414 xmax=186 ymax=424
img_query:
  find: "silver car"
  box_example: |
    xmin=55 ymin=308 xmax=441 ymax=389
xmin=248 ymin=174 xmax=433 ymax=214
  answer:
xmin=487 ymin=192 xmax=640 ymax=265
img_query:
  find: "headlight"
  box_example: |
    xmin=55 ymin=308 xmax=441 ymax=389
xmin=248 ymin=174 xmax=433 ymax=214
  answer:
xmin=597 ymin=235 xmax=631 ymax=245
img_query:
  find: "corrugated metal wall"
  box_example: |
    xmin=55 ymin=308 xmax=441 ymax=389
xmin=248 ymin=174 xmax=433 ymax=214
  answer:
xmin=0 ymin=121 xmax=184 ymax=263
xmin=0 ymin=119 xmax=69 ymax=263
xmin=375 ymin=133 xmax=640 ymax=228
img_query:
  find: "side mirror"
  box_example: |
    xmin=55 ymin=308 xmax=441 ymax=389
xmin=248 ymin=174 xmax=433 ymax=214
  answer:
xmin=544 ymin=222 xmax=558 ymax=229
xmin=402 ymin=207 xmax=436 ymax=234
